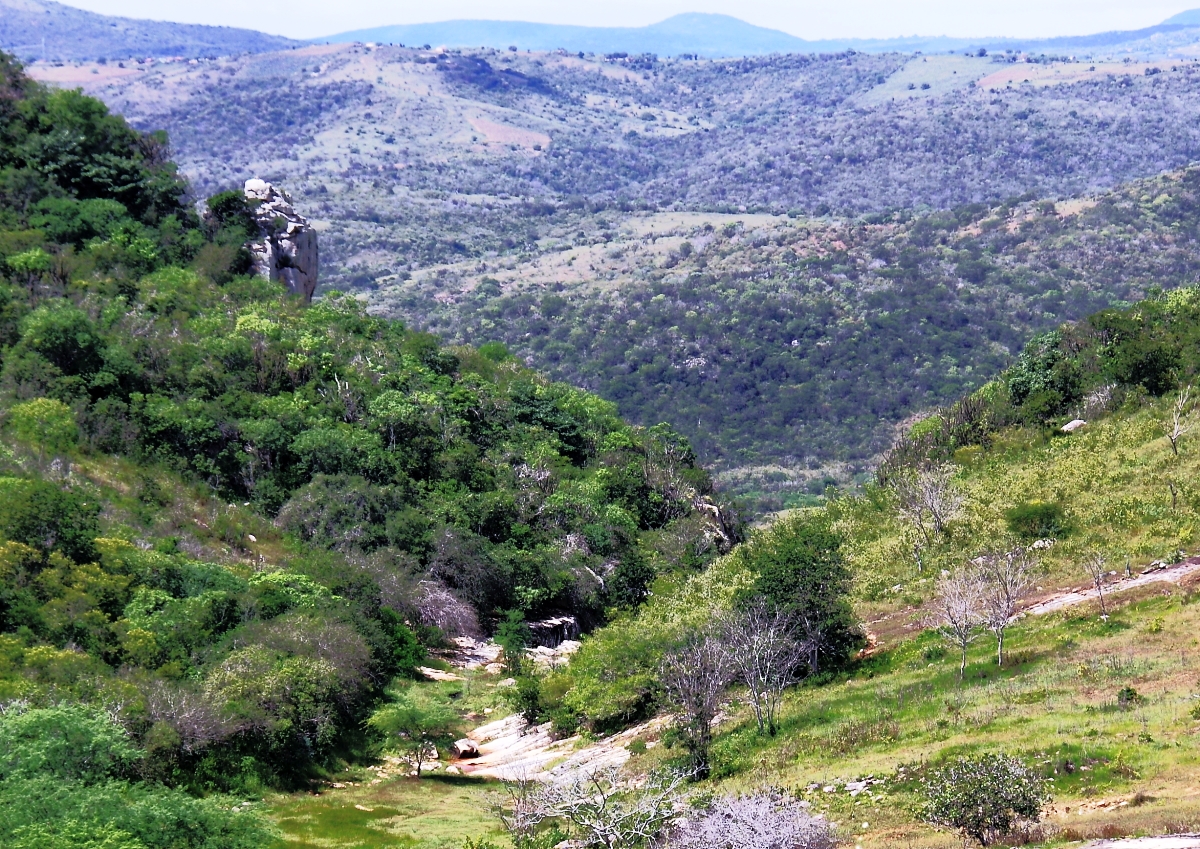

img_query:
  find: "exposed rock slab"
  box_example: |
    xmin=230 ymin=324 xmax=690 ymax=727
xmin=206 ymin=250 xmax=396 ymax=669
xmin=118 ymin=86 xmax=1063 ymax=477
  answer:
xmin=244 ymin=179 xmax=318 ymax=303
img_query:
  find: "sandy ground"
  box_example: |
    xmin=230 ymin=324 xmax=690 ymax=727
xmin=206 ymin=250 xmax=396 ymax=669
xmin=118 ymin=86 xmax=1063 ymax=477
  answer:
xmin=1022 ymin=557 xmax=1200 ymax=616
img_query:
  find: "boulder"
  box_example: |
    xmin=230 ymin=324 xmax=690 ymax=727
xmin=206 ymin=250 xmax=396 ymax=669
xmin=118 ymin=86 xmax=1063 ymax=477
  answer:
xmin=243 ymin=179 xmax=318 ymax=303
xmin=453 ymin=738 xmax=480 ymax=759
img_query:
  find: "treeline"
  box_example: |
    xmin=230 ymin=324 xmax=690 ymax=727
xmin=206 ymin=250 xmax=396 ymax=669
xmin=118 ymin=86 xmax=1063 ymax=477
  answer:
xmin=0 ymin=50 xmax=738 ymax=840
xmin=880 ymin=286 xmax=1200 ymax=480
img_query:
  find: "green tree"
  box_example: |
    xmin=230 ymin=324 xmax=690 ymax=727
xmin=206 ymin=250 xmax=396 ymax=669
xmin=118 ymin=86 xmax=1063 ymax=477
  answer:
xmin=0 ymin=704 xmax=139 ymax=783
xmin=921 ymin=753 xmax=1050 ymax=847
xmin=746 ymin=515 xmax=861 ymax=674
xmin=367 ymin=688 xmax=460 ymax=776
xmin=0 ymin=477 xmax=100 ymax=562
xmin=7 ymin=397 xmax=78 ymax=462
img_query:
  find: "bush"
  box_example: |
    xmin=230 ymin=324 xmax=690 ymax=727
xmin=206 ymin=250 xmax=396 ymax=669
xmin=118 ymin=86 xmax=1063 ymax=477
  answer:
xmin=0 ymin=477 xmax=100 ymax=562
xmin=921 ymin=753 xmax=1050 ymax=847
xmin=668 ymin=789 xmax=837 ymax=849
xmin=1004 ymin=500 xmax=1069 ymax=541
xmin=0 ymin=704 xmax=139 ymax=783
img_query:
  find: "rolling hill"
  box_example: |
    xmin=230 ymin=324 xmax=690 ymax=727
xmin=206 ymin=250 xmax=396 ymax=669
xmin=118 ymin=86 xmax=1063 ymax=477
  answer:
xmin=320 ymin=11 xmax=1200 ymax=61
xmin=0 ymin=0 xmax=301 ymax=61
xmin=47 ymin=43 xmax=1200 ymax=509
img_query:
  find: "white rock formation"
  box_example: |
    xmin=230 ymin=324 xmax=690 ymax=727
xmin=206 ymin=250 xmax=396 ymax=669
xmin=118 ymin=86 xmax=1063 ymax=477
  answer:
xmin=243 ymin=179 xmax=318 ymax=303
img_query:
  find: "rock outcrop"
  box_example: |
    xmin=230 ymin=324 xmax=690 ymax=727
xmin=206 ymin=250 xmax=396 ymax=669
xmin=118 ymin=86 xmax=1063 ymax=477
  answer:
xmin=243 ymin=179 xmax=318 ymax=303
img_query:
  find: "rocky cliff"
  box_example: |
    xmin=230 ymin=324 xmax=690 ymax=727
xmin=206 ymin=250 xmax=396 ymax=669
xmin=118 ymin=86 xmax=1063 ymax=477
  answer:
xmin=244 ymin=179 xmax=318 ymax=303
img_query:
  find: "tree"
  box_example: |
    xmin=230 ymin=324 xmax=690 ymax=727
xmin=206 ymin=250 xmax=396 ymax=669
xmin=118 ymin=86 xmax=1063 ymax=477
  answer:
xmin=927 ymin=568 xmax=986 ymax=680
xmin=893 ymin=464 xmax=965 ymax=547
xmin=1165 ymin=385 xmax=1192 ymax=456
xmin=1084 ymin=553 xmax=1109 ymax=618
xmin=492 ymin=767 xmax=688 ymax=849
xmin=720 ymin=599 xmax=804 ymax=736
xmin=748 ymin=515 xmax=861 ymax=674
xmin=979 ymin=549 xmax=1032 ymax=666
xmin=660 ymin=629 xmax=733 ymax=780
xmin=366 ymin=688 xmax=460 ymax=776
xmin=921 ymin=753 xmax=1050 ymax=847
xmin=668 ymin=788 xmax=838 ymax=849
xmin=7 ymin=397 xmax=78 ymax=466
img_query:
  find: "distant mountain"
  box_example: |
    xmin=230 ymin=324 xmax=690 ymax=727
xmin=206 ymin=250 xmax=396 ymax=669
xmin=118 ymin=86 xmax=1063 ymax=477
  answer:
xmin=321 ymin=13 xmax=815 ymax=57
xmin=0 ymin=0 xmax=301 ymax=61
xmin=319 ymin=11 xmax=1200 ymax=59
xmin=1164 ymin=9 xmax=1200 ymax=26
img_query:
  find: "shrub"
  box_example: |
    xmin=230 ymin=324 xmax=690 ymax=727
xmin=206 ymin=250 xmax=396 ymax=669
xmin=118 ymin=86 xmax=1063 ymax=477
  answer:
xmin=0 ymin=704 xmax=139 ymax=783
xmin=668 ymin=788 xmax=838 ymax=849
xmin=1004 ymin=500 xmax=1069 ymax=541
xmin=921 ymin=753 xmax=1050 ymax=847
xmin=0 ymin=477 xmax=100 ymax=562
xmin=7 ymin=397 xmax=78 ymax=457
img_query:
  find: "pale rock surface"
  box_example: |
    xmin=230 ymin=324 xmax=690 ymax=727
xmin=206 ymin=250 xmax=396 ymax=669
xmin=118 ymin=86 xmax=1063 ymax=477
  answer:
xmin=243 ymin=179 xmax=318 ymax=303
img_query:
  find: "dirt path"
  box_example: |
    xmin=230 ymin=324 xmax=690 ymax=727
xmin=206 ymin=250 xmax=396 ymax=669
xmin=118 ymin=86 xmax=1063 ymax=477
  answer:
xmin=1023 ymin=557 xmax=1200 ymax=617
xmin=1083 ymin=837 xmax=1200 ymax=849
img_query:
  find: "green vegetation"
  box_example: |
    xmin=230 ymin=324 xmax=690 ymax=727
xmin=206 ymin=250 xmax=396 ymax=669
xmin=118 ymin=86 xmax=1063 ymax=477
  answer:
xmin=0 ymin=51 xmax=738 ymax=843
xmin=921 ymin=753 xmax=1050 ymax=846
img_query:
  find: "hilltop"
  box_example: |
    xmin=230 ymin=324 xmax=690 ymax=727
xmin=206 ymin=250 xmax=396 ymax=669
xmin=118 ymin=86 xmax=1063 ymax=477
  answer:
xmin=0 ymin=0 xmax=301 ymax=61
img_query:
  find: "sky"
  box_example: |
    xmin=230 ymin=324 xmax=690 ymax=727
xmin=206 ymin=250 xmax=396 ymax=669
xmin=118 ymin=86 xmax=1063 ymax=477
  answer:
xmin=58 ymin=0 xmax=1200 ymax=41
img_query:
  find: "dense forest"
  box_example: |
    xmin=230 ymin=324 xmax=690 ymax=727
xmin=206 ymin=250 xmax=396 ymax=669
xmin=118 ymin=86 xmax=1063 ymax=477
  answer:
xmin=0 ymin=51 xmax=739 ymax=845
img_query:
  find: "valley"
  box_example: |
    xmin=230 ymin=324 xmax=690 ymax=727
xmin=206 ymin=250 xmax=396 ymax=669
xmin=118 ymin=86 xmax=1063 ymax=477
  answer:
xmin=32 ymin=43 xmax=1200 ymax=505
xmin=6 ymin=6 xmax=1200 ymax=848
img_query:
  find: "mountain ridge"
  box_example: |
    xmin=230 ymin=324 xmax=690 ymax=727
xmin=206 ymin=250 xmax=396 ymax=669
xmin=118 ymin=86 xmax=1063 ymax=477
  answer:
xmin=319 ymin=10 xmax=1200 ymax=58
xmin=0 ymin=0 xmax=302 ymax=61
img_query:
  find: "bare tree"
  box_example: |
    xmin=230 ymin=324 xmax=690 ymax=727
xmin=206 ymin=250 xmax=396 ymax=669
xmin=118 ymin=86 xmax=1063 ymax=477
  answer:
xmin=894 ymin=463 xmax=965 ymax=546
xmin=661 ymin=629 xmax=734 ymax=779
xmin=1165 ymin=385 xmax=1193 ymax=456
xmin=668 ymin=788 xmax=839 ymax=849
xmin=1084 ymin=553 xmax=1109 ymax=618
xmin=721 ymin=600 xmax=805 ymax=736
xmin=492 ymin=768 xmax=689 ymax=849
xmin=927 ymin=568 xmax=986 ymax=680
xmin=979 ymin=549 xmax=1033 ymax=666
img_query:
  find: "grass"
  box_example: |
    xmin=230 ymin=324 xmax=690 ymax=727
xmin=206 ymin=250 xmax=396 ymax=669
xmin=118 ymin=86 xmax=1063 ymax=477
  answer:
xmin=844 ymin=395 xmax=1200 ymax=618
xmin=624 ymin=582 xmax=1200 ymax=848
xmin=268 ymin=773 xmax=506 ymax=849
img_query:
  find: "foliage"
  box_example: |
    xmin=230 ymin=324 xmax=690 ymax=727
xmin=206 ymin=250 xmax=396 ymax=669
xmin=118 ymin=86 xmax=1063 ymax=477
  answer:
xmin=742 ymin=514 xmax=862 ymax=673
xmin=921 ymin=753 xmax=1050 ymax=847
xmin=1004 ymin=500 xmax=1069 ymax=541
xmin=0 ymin=704 xmax=273 ymax=848
xmin=0 ymin=53 xmax=734 ymax=809
xmin=0 ymin=703 xmax=139 ymax=782
xmin=367 ymin=687 xmax=461 ymax=776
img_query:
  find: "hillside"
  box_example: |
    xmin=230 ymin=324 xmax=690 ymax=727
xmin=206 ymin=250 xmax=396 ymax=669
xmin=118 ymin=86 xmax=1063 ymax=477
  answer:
xmin=506 ymin=286 xmax=1200 ymax=847
xmin=260 ymin=287 xmax=1200 ymax=849
xmin=0 ymin=0 xmax=301 ymax=61
xmin=0 ymin=50 xmax=741 ymax=846
xmin=41 ymin=43 xmax=1200 ymax=505
xmin=370 ymin=170 xmax=1200 ymax=509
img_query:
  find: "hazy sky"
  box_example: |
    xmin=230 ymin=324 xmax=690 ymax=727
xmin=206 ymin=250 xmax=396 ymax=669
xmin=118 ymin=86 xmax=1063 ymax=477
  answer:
xmin=61 ymin=0 xmax=1200 ymax=41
